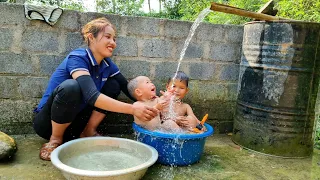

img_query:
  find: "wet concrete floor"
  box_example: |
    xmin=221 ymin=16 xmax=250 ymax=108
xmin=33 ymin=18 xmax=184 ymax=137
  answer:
xmin=0 ymin=134 xmax=319 ymax=180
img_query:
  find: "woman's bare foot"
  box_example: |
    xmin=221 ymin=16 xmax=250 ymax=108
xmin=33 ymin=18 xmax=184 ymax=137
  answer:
xmin=39 ymin=136 xmax=62 ymax=161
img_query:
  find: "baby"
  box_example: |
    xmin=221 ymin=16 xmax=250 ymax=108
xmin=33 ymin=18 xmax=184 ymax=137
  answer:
xmin=127 ymin=76 xmax=181 ymax=131
xmin=162 ymin=71 xmax=201 ymax=130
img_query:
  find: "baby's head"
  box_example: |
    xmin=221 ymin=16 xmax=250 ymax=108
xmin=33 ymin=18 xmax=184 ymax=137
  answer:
xmin=127 ymin=76 xmax=157 ymax=101
xmin=166 ymin=71 xmax=189 ymax=100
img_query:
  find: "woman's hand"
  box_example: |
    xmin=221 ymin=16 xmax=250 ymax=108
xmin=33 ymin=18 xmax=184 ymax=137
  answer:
xmin=132 ymin=102 xmax=158 ymax=121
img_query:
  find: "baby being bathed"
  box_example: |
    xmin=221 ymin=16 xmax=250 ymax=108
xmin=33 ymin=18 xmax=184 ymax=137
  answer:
xmin=162 ymin=71 xmax=203 ymax=131
xmin=127 ymin=76 xmax=182 ymax=132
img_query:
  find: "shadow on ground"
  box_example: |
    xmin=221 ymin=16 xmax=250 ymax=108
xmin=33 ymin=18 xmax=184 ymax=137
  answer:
xmin=0 ymin=134 xmax=319 ymax=180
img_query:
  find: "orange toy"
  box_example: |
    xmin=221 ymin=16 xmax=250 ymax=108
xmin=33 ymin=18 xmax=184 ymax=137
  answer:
xmin=190 ymin=114 xmax=208 ymax=133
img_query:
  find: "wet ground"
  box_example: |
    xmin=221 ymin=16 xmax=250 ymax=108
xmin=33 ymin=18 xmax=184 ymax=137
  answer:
xmin=0 ymin=134 xmax=319 ymax=180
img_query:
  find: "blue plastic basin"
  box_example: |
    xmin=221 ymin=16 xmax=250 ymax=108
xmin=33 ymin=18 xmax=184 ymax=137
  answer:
xmin=132 ymin=123 xmax=214 ymax=166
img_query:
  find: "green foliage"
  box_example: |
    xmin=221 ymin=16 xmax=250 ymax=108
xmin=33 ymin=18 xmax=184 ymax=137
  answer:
xmin=96 ymin=0 xmax=144 ymax=16
xmin=275 ymin=0 xmax=320 ymax=22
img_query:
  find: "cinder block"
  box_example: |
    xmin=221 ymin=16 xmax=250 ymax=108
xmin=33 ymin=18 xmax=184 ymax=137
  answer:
xmin=0 ymin=76 xmax=18 ymax=98
xmin=225 ymin=25 xmax=244 ymax=43
xmin=226 ymin=83 xmax=238 ymax=101
xmin=38 ymin=55 xmax=65 ymax=76
xmin=0 ymin=53 xmax=34 ymax=74
xmin=175 ymin=41 xmax=204 ymax=59
xmin=142 ymin=39 xmax=172 ymax=58
xmin=188 ymin=100 xmax=236 ymax=120
xmin=22 ymin=30 xmax=59 ymax=52
xmin=55 ymin=10 xmax=81 ymax=31
xmin=17 ymin=77 xmax=49 ymax=98
xmin=210 ymin=43 xmax=241 ymax=62
xmin=65 ymin=32 xmax=84 ymax=53
xmin=219 ymin=64 xmax=240 ymax=81
xmin=154 ymin=61 xmax=186 ymax=80
xmin=0 ymin=3 xmax=27 ymax=25
xmin=164 ymin=20 xmax=190 ymax=38
xmin=113 ymin=37 xmax=138 ymax=56
xmin=117 ymin=60 xmax=151 ymax=79
xmin=125 ymin=16 xmax=160 ymax=37
xmin=0 ymin=28 xmax=14 ymax=50
xmin=198 ymin=82 xmax=227 ymax=101
xmin=189 ymin=62 xmax=216 ymax=80
xmin=0 ymin=99 xmax=36 ymax=126
xmin=195 ymin=23 xmax=225 ymax=42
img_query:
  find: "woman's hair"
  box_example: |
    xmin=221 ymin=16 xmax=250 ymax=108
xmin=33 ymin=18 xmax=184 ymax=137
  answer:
xmin=167 ymin=71 xmax=189 ymax=87
xmin=81 ymin=17 xmax=116 ymax=46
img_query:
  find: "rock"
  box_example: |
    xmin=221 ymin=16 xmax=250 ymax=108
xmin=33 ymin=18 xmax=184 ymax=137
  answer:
xmin=0 ymin=131 xmax=17 ymax=160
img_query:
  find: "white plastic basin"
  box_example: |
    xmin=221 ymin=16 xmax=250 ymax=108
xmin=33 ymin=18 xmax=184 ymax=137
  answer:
xmin=51 ymin=137 xmax=158 ymax=180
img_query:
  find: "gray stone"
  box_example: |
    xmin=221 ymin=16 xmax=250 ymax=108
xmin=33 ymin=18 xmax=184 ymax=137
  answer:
xmin=55 ymin=10 xmax=81 ymax=31
xmin=210 ymin=43 xmax=241 ymax=62
xmin=117 ymin=60 xmax=151 ymax=79
xmin=225 ymin=25 xmax=244 ymax=43
xmin=0 ymin=99 xmax=36 ymax=125
xmin=0 ymin=3 xmax=27 ymax=25
xmin=189 ymin=62 xmax=216 ymax=80
xmin=21 ymin=30 xmax=59 ymax=53
xmin=195 ymin=23 xmax=225 ymax=42
xmin=226 ymin=83 xmax=238 ymax=101
xmin=0 ymin=28 xmax=14 ymax=50
xmin=65 ymin=32 xmax=84 ymax=53
xmin=38 ymin=55 xmax=65 ymax=76
xmin=164 ymin=20 xmax=190 ymax=38
xmin=113 ymin=37 xmax=138 ymax=56
xmin=0 ymin=53 xmax=34 ymax=74
xmin=0 ymin=76 xmax=18 ymax=99
xmin=125 ymin=16 xmax=160 ymax=37
xmin=175 ymin=41 xmax=204 ymax=59
xmin=198 ymin=82 xmax=227 ymax=101
xmin=0 ymin=131 xmax=17 ymax=160
xmin=219 ymin=64 xmax=240 ymax=81
xmin=155 ymin=62 xmax=188 ymax=80
xmin=142 ymin=39 xmax=172 ymax=58
xmin=17 ymin=77 xmax=48 ymax=98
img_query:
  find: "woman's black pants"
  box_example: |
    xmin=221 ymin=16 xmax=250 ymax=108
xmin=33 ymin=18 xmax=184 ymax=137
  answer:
xmin=33 ymin=78 xmax=121 ymax=142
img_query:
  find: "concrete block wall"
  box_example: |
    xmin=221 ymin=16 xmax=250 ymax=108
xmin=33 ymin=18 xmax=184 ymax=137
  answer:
xmin=1 ymin=2 xmax=241 ymax=135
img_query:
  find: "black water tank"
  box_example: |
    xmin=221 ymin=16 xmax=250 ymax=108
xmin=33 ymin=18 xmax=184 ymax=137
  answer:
xmin=233 ymin=21 xmax=320 ymax=157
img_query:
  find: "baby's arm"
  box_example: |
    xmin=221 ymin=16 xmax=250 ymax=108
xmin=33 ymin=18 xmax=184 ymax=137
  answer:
xmin=176 ymin=104 xmax=199 ymax=128
xmin=154 ymin=96 xmax=169 ymax=111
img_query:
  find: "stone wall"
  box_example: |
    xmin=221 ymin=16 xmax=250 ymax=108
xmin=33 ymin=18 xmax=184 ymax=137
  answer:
xmin=0 ymin=3 xmax=243 ymax=134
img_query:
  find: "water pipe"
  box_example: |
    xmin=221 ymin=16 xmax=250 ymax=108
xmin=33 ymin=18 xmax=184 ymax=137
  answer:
xmin=210 ymin=2 xmax=294 ymax=21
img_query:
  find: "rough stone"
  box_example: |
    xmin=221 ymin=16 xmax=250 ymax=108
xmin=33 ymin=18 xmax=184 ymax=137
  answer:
xmin=0 ymin=28 xmax=14 ymax=50
xmin=113 ymin=36 xmax=138 ymax=56
xmin=0 ymin=131 xmax=17 ymax=160
xmin=21 ymin=30 xmax=59 ymax=53
xmin=0 ymin=53 xmax=35 ymax=75
xmin=142 ymin=39 xmax=173 ymax=58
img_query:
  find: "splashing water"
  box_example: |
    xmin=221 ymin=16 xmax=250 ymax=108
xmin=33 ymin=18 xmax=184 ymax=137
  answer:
xmin=172 ymin=7 xmax=212 ymax=82
xmin=163 ymin=8 xmax=212 ymax=127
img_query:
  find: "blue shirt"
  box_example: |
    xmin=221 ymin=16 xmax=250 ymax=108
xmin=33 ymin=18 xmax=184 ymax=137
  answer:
xmin=34 ymin=48 xmax=120 ymax=113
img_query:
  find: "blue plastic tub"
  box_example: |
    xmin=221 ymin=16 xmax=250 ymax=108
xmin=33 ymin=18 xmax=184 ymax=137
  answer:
xmin=132 ymin=123 xmax=214 ymax=166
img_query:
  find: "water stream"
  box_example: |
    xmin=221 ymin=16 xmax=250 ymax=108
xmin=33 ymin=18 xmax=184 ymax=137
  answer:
xmin=164 ymin=8 xmax=212 ymax=128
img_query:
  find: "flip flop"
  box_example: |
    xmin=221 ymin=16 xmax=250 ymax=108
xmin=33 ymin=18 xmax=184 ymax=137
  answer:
xmin=39 ymin=142 xmax=60 ymax=161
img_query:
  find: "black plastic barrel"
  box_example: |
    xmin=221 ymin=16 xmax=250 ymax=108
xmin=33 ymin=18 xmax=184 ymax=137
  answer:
xmin=233 ymin=21 xmax=320 ymax=157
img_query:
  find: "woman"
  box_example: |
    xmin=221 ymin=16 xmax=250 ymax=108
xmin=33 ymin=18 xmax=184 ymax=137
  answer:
xmin=33 ymin=17 xmax=158 ymax=161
